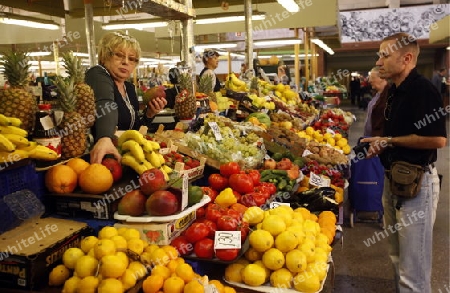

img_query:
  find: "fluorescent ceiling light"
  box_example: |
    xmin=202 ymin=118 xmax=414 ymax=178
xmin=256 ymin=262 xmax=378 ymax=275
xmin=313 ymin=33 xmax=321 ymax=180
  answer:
xmin=194 ymin=43 xmax=238 ymax=51
xmin=195 ymin=11 xmax=265 ymax=25
xmin=29 ymin=52 xmax=52 ymax=57
xmin=0 ymin=14 xmax=60 ymax=30
xmin=289 ymin=54 xmax=319 ymax=58
xmin=140 ymin=57 xmax=177 ymax=64
xmin=102 ymin=19 xmax=168 ymax=30
xmin=254 ymin=39 xmax=302 ymax=46
xmin=311 ymin=38 xmax=335 ymax=55
xmin=277 ymin=0 xmax=299 ymax=13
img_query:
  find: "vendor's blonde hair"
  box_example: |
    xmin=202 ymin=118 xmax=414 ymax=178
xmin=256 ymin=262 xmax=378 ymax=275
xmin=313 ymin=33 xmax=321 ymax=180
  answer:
xmin=97 ymin=31 xmax=141 ymax=65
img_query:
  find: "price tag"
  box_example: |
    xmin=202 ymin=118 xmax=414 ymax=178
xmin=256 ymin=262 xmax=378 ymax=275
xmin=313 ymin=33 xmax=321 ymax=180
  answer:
xmin=181 ymin=174 xmax=189 ymax=210
xmin=40 ymin=115 xmax=55 ymax=131
xmin=352 ymin=114 xmax=357 ymax=121
xmin=208 ymin=122 xmax=222 ymax=141
xmin=302 ymin=149 xmax=313 ymax=157
xmin=326 ymin=128 xmax=336 ymax=135
xmin=214 ymin=231 xmax=241 ymax=249
xmin=261 ymin=108 xmax=269 ymax=114
xmin=270 ymin=202 xmax=291 ymax=209
xmin=264 ymin=154 xmax=271 ymax=160
xmin=309 ymin=172 xmax=331 ymax=187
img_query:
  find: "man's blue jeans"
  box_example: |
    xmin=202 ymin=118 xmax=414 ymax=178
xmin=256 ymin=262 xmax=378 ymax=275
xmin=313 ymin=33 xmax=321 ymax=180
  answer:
xmin=382 ymin=166 xmax=440 ymax=293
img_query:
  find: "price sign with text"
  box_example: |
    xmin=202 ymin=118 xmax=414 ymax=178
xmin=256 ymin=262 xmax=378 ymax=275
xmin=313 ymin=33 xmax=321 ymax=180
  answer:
xmin=181 ymin=174 xmax=189 ymax=210
xmin=208 ymin=122 xmax=222 ymax=141
xmin=270 ymin=202 xmax=291 ymax=209
xmin=302 ymin=149 xmax=313 ymax=157
xmin=309 ymin=172 xmax=331 ymax=187
xmin=214 ymin=231 xmax=241 ymax=249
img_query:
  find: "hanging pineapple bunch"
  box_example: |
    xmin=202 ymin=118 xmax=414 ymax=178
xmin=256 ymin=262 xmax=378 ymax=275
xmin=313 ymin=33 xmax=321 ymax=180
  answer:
xmin=53 ymin=76 xmax=87 ymax=159
xmin=198 ymin=73 xmax=217 ymax=103
xmin=60 ymin=51 xmax=96 ymax=128
xmin=174 ymin=72 xmax=196 ymax=120
xmin=0 ymin=51 xmax=37 ymax=133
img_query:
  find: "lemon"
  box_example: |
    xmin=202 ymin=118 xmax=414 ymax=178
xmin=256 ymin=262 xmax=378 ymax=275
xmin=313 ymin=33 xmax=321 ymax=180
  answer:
xmin=243 ymin=206 xmax=265 ymax=225
xmin=48 ymin=264 xmax=71 ymax=286
xmin=285 ymin=249 xmax=307 ymax=273
xmin=98 ymin=226 xmax=118 ymax=239
xmin=336 ymin=137 xmax=348 ymax=147
xmin=94 ymin=239 xmax=116 ymax=260
xmin=262 ymin=248 xmax=285 ymax=270
xmin=110 ymin=235 xmax=127 ymax=250
xmin=140 ymin=251 xmax=153 ymax=266
xmin=326 ymin=137 xmax=335 ymax=146
xmin=305 ymin=126 xmax=315 ymax=136
xmin=122 ymin=228 xmax=141 ymax=240
xmin=150 ymin=247 xmax=170 ymax=266
xmin=275 ymin=230 xmax=298 ymax=252
xmin=249 ymin=229 xmax=274 ymax=253
xmin=144 ymin=243 xmax=159 ymax=254
xmin=151 ymin=264 xmax=171 ymax=280
xmin=244 ymin=247 xmax=263 ymax=262
xmin=294 ymin=207 xmax=311 ymax=221
xmin=261 ymin=214 xmax=286 ymax=237
xmin=121 ymin=269 xmax=137 ymax=291
xmin=286 ymin=225 xmax=306 ymax=246
xmin=323 ymin=132 xmax=332 ymax=140
xmin=163 ymin=276 xmax=185 ymax=293
xmin=303 ymin=220 xmax=318 ymax=236
xmin=100 ymin=254 xmax=127 ymax=278
xmin=74 ymin=255 xmax=99 ymax=278
xmin=269 ymin=207 xmax=293 ymax=227
xmin=224 ymin=286 xmax=237 ymax=293
xmin=80 ymin=236 xmax=99 ymax=254
xmin=88 ymin=248 xmax=95 ymax=258
xmin=98 ymin=278 xmax=123 ymax=293
xmin=175 ymin=263 xmax=195 ymax=283
xmin=314 ymin=247 xmax=329 ymax=263
xmin=224 ymin=263 xmax=245 ymax=283
xmin=61 ymin=276 xmax=80 ymax=293
xmin=241 ymin=264 xmax=266 ymax=287
xmin=128 ymin=261 xmax=148 ymax=280
xmin=270 ymin=267 xmax=293 ymax=289
xmin=316 ymin=241 xmax=332 ymax=254
xmin=117 ymin=226 xmax=128 ymax=236
xmin=253 ymin=260 xmax=271 ymax=282
xmin=62 ymin=247 xmax=85 ymax=269
xmin=342 ymin=144 xmax=351 ymax=155
xmin=127 ymin=238 xmax=144 ymax=255
xmin=235 ymin=257 xmax=250 ymax=266
xmin=293 ymin=271 xmax=321 ymax=293
xmin=77 ymin=276 xmax=99 ymax=293
xmin=142 ymin=275 xmax=164 ymax=293
xmin=300 ymin=239 xmax=316 ymax=263
xmin=115 ymin=251 xmax=129 ymax=268
xmin=334 ymin=133 xmax=343 ymax=141
xmin=184 ymin=279 xmax=205 ymax=293
xmin=307 ymin=261 xmax=328 ymax=281
xmin=162 ymin=245 xmax=179 ymax=260
xmin=315 ymin=233 xmax=329 ymax=246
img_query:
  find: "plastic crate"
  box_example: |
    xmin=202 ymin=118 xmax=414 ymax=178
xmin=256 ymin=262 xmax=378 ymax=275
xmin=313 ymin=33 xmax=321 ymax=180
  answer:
xmin=0 ymin=161 xmax=42 ymax=198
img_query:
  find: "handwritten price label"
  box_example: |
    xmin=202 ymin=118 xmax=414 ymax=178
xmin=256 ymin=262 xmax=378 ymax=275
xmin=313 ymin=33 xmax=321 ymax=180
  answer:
xmin=181 ymin=174 xmax=189 ymax=210
xmin=208 ymin=122 xmax=222 ymax=141
xmin=309 ymin=172 xmax=331 ymax=187
xmin=270 ymin=202 xmax=291 ymax=209
xmin=302 ymin=149 xmax=313 ymax=157
xmin=214 ymin=231 xmax=241 ymax=249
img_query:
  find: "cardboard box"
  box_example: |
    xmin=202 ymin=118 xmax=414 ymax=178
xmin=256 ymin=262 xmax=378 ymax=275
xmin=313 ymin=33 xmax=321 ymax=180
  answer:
xmin=0 ymin=217 xmax=91 ymax=290
xmin=115 ymin=210 xmax=196 ymax=245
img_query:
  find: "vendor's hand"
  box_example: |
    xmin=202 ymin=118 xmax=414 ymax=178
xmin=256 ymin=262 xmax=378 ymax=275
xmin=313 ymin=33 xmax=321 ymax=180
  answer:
xmin=146 ymin=97 xmax=167 ymax=118
xmin=360 ymin=136 xmax=389 ymax=158
xmin=90 ymin=137 xmax=122 ymax=164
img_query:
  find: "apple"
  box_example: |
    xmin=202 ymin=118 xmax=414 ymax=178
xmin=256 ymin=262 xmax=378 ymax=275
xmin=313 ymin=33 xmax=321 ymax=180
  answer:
xmin=118 ymin=189 xmax=146 ymax=216
xmin=101 ymin=157 xmax=123 ymax=182
xmin=139 ymin=168 xmax=167 ymax=196
xmin=146 ymin=190 xmax=180 ymax=216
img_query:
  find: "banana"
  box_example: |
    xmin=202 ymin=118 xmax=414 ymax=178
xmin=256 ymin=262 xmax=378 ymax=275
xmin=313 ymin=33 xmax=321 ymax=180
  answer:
xmin=0 ymin=114 xmax=11 ymax=126
xmin=159 ymin=166 xmax=170 ymax=181
xmin=0 ymin=150 xmax=29 ymax=163
xmin=28 ymin=145 xmax=58 ymax=160
xmin=117 ymin=130 xmax=146 ymax=147
xmin=122 ymin=153 xmax=147 ymax=174
xmin=148 ymin=140 xmax=160 ymax=151
xmin=141 ymin=140 xmax=154 ymax=153
xmin=2 ymin=134 xmax=30 ymax=148
xmin=145 ymin=151 xmax=162 ymax=168
xmin=17 ymin=141 xmax=38 ymax=152
xmin=0 ymin=133 xmax=16 ymax=152
xmin=0 ymin=125 xmax=28 ymax=137
xmin=142 ymin=159 xmax=154 ymax=170
xmin=121 ymin=140 xmax=145 ymax=163
xmin=8 ymin=117 xmax=22 ymax=127
xmin=157 ymin=153 xmax=165 ymax=166
xmin=161 ymin=164 xmax=173 ymax=175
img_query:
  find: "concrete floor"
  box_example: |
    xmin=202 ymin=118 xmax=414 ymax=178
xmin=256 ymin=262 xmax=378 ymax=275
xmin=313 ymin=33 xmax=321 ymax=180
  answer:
xmin=324 ymin=100 xmax=450 ymax=293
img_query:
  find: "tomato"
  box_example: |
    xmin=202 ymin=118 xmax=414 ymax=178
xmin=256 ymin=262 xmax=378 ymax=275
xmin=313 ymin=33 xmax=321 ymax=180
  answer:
xmin=194 ymin=238 xmax=214 ymax=259
xmin=184 ymin=223 xmax=209 ymax=243
xmin=208 ymin=174 xmax=229 ymax=191
xmin=239 ymin=194 xmax=257 ymax=207
xmin=232 ymin=190 xmax=241 ymax=202
xmin=215 ymin=248 xmax=240 ymax=261
xmin=205 ymin=203 xmax=224 ymax=222
xmin=217 ymin=215 xmax=239 ymax=231
xmin=197 ymin=218 xmax=217 ymax=239
xmin=201 ymin=187 xmax=218 ymax=202
xmin=228 ymin=173 xmax=254 ymax=195
xmin=246 ymin=169 xmax=261 ymax=186
xmin=260 ymin=182 xmax=277 ymax=195
xmin=230 ymin=203 xmax=248 ymax=216
xmin=220 ymin=162 xmax=241 ymax=178
xmin=196 ymin=207 xmax=206 ymax=219
xmin=225 ymin=209 xmax=242 ymax=220
xmin=170 ymin=236 xmax=193 ymax=256
xmin=251 ymin=192 xmax=267 ymax=206
xmin=254 ymin=186 xmax=271 ymax=200
xmin=239 ymin=221 xmax=250 ymax=242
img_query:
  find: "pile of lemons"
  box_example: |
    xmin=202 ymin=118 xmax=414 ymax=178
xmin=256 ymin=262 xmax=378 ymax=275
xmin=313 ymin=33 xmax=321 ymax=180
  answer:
xmin=49 ymin=226 xmax=236 ymax=293
xmin=227 ymin=206 xmax=335 ymax=292
xmin=298 ymin=126 xmax=351 ymax=155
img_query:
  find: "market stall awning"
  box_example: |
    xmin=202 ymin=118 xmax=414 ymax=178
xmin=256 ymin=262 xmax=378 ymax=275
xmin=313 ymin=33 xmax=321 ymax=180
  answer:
xmin=429 ymin=15 xmax=449 ymax=44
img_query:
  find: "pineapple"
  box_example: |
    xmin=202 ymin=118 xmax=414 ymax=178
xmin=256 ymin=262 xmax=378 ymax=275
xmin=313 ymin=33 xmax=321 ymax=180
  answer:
xmin=60 ymin=51 xmax=96 ymax=128
xmin=0 ymin=51 xmax=37 ymax=133
xmin=174 ymin=72 xmax=196 ymax=120
xmin=54 ymin=76 xmax=86 ymax=159
xmin=250 ymin=77 xmax=259 ymax=94
xmin=198 ymin=73 xmax=216 ymax=103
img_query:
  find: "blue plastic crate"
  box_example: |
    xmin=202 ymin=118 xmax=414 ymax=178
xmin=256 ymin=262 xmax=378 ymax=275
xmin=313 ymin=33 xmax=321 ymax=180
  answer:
xmin=0 ymin=161 xmax=42 ymax=198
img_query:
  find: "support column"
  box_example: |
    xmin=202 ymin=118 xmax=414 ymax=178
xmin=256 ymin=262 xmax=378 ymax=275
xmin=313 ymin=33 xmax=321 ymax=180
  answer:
xmin=294 ymin=28 xmax=300 ymax=91
xmin=244 ymin=0 xmax=253 ymax=71
xmin=304 ymin=28 xmax=310 ymax=84
xmin=181 ymin=0 xmax=195 ymax=90
xmin=53 ymin=41 xmax=60 ymax=75
xmin=84 ymin=0 xmax=96 ymax=67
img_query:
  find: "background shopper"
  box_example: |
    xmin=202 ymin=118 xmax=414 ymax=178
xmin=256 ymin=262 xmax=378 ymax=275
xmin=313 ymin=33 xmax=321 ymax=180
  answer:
xmin=362 ymin=32 xmax=447 ymax=293
xmin=364 ymin=66 xmax=389 ymax=137
xmin=199 ymin=50 xmax=221 ymax=92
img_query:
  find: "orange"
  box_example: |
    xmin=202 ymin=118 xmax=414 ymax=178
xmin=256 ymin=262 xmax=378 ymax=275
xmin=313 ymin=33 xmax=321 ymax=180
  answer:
xmin=161 ymin=245 xmax=179 ymax=260
xmin=66 ymin=157 xmax=90 ymax=176
xmin=142 ymin=275 xmax=164 ymax=293
xmin=175 ymin=263 xmax=194 ymax=283
xmin=79 ymin=163 xmax=113 ymax=194
xmin=184 ymin=279 xmax=205 ymax=293
xmin=45 ymin=164 xmax=78 ymax=194
xmin=209 ymin=280 xmax=225 ymax=293
xmin=163 ymin=276 xmax=185 ymax=293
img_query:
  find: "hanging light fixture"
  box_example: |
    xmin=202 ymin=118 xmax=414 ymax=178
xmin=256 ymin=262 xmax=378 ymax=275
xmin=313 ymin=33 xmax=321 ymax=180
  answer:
xmin=0 ymin=13 xmax=60 ymax=30
xmin=195 ymin=11 xmax=266 ymax=25
xmin=102 ymin=19 xmax=168 ymax=30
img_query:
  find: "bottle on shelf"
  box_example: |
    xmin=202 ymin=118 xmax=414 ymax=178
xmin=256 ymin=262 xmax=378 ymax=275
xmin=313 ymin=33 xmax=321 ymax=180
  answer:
xmin=33 ymin=104 xmax=61 ymax=158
